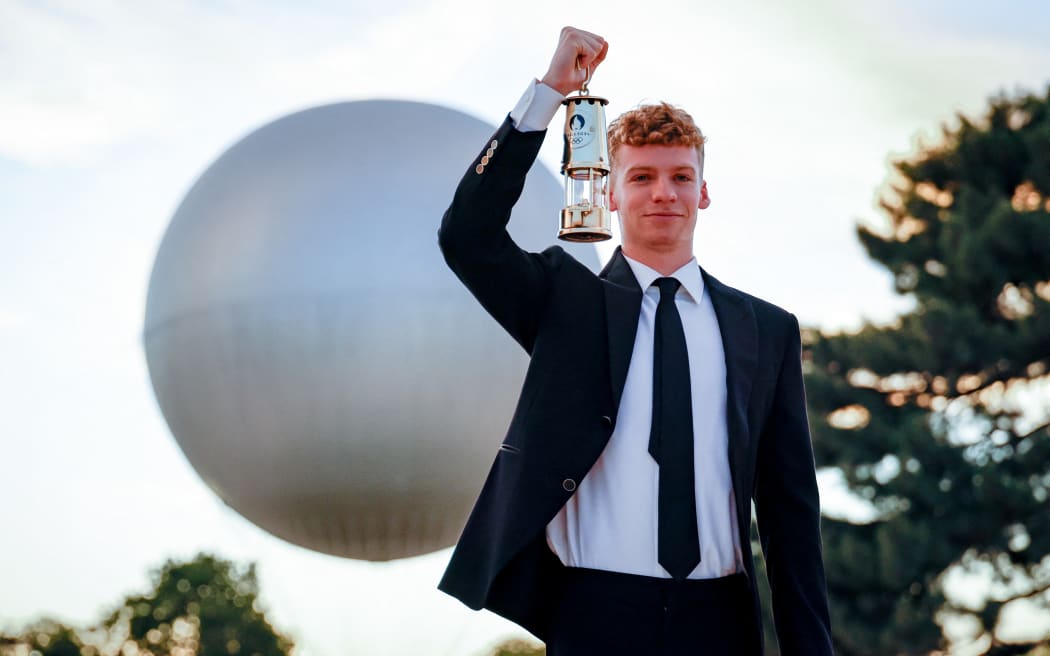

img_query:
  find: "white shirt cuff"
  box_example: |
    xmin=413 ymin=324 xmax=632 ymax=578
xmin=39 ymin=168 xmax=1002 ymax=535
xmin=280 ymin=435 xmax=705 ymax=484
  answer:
xmin=509 ymin=79 xmax=565 ymax=132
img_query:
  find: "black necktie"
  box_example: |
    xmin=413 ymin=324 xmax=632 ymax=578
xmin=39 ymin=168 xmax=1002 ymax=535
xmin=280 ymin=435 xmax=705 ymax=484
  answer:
xmin=649 ymin=277 xmax=701 ymax=580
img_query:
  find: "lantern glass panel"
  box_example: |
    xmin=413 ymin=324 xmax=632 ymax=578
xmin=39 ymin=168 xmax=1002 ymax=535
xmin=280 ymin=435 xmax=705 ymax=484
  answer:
xmin=565 ymin=169 xmax=608 ymax=209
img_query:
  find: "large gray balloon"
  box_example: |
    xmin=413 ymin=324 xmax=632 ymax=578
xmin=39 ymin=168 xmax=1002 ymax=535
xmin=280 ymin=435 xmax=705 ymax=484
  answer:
xmin=143 ymin=100 xmax=598 ymax=561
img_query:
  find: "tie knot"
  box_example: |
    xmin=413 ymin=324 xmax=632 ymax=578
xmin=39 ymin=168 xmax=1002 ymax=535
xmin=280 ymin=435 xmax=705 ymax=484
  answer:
xmin=655 ymin=277 xmax=681 ymax=300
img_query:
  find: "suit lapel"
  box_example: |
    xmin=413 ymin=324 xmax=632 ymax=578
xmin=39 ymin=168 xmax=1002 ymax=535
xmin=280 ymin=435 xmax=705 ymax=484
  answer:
xmin=702 ymin=268 xmax=758 ymax=518
xmin=599 ymin=253 xmax=758 ymax=461
xmin=599 ymin=248 xmax=643 ymax=412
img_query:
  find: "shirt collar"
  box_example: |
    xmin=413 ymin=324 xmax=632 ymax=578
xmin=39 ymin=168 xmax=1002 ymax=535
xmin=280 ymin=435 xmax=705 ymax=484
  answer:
xmin=622 ymin=253 xmax=705 ymax=304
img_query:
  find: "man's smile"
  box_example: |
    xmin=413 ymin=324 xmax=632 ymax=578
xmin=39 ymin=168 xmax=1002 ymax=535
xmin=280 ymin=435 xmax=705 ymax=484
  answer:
xmin=643 ymin=211 xmax=685 ymax=218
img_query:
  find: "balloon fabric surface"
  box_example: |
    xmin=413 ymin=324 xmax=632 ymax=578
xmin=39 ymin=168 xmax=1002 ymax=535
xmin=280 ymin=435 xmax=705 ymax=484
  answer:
xmin=143 ymin=100 xmax=599 ymax=560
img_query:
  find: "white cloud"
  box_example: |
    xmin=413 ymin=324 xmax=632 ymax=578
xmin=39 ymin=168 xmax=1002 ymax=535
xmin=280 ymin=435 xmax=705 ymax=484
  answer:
xmin=0 ymin=1 xmax=377 ymax=165
xmin=0 ymin=309 xmax=30 ymax=329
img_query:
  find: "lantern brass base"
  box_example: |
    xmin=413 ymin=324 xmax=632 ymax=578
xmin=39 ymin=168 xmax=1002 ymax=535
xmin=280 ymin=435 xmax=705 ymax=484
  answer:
xmin=558 ymin=206 xmax=612 ymax=242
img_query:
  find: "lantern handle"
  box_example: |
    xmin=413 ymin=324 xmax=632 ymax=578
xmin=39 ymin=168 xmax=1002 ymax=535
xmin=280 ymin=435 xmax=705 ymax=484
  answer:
xmin=575 ymin=56 xmax=591 ymax=96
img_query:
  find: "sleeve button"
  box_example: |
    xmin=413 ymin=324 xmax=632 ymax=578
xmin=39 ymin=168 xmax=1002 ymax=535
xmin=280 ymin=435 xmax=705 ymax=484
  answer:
xmin=562 ymin=478 xmax=577 ymax=492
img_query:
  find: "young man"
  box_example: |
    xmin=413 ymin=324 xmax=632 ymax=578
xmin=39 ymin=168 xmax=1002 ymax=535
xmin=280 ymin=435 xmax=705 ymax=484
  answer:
xmin=437 ymin=27 xmax=833 ymax=656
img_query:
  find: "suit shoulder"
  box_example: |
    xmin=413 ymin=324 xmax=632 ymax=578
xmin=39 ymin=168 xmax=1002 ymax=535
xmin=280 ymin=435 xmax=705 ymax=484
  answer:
xmin=744 ymin=289 xmax=797 ymax=327
xmin=536 ymin=244 xmax=598 ymax=279
xmin=704 ymin=269 xmax=797 ymax=328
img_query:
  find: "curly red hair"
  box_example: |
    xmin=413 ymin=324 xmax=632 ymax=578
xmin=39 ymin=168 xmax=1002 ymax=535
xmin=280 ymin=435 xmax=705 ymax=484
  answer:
xmin=608 ymin=102 xmax=705 ymax=171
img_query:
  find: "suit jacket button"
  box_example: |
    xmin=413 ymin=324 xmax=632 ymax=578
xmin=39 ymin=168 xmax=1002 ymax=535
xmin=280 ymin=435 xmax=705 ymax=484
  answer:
xmin=562 ymin=478 xmax=577 ymax=492
xmin=600 ymin=415 xmax=613 ymax=427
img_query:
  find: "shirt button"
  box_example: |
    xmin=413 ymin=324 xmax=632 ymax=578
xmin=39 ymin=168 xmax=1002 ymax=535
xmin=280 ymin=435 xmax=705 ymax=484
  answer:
xmin=562 ymin=478 xmax=577 ymax=492
xmin=600 ymin=415 xmax=613 ymax=427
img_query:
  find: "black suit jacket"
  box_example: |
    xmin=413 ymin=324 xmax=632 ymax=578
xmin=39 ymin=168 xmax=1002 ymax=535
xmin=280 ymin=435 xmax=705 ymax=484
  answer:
xmin=436 ymin=117 xmax=833 ymax=656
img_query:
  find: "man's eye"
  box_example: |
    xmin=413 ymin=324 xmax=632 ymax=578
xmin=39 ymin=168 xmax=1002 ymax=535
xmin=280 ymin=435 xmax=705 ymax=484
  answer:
xmin=632 ymin=175 xmax=649 ymax=182
xmin=676 ymin=175 xmax=694 ymax=182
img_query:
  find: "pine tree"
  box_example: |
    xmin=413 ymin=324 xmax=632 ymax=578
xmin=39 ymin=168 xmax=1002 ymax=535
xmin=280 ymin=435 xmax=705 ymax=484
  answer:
xmin=806 ymin=89 xmax=1050 ymax=654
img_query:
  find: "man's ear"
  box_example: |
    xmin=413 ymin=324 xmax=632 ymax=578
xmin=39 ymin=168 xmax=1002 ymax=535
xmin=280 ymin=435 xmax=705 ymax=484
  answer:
xmin=698 ymin=180 xmax=711 ymax=210
xmin=609 ymin=180 xmax=618 ymax=212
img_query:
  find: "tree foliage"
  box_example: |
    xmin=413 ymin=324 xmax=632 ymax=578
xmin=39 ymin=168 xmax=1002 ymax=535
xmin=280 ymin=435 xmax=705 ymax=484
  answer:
xmin=0 ymin=620 xmax=85 ymax=656
xmin=806 ymin=89 xmax=1050 ymax=654
xmin=1 ymin=554 xmax=292 ymax=656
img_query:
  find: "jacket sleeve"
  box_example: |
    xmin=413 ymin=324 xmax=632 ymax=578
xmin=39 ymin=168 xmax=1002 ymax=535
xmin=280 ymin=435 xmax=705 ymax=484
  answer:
xmin=437 ymin=117 xmax=564 ymax=354
xmin=754 ymin=313 xmax=835 ymax=655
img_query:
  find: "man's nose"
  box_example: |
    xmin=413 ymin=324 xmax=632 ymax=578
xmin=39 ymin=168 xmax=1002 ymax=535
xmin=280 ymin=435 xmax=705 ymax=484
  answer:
xmin=651 ymin=176 xmax=677 ymax=202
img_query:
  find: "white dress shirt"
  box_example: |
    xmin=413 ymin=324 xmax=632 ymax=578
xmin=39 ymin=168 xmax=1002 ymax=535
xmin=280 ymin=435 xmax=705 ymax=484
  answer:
xmin=545 ymin=256 xmax=742 ymax=579
xmin=509 ymin=79 xmax=564 ymax=132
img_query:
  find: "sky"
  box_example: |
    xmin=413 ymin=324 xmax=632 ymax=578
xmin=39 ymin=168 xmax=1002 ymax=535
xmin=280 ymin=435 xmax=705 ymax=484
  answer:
xmin=2 ymin=1 xmax=1049 ymax=654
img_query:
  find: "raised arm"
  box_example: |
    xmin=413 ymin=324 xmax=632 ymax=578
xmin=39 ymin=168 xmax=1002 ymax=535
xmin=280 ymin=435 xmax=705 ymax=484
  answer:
xmin=437 ymin=27 xmax=608 ymax=353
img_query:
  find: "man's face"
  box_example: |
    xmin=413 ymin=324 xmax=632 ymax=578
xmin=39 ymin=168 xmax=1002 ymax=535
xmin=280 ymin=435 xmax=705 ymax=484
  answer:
xmin=609 ymin=144 xmax=710 ymax=257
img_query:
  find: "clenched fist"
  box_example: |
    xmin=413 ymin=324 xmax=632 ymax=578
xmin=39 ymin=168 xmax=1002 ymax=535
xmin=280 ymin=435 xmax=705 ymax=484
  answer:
xmin=540 ymin=26 xmax=609 ymax=96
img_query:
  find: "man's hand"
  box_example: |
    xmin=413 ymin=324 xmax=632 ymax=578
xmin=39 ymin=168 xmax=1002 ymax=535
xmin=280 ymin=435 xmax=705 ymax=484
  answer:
xmin=540 ymin=26 xmax=608 ymax=96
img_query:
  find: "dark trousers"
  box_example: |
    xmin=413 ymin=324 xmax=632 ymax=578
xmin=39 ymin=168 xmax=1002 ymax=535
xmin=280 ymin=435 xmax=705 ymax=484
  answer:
xmin=545 ymin=567 xmax=760 ymax=656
